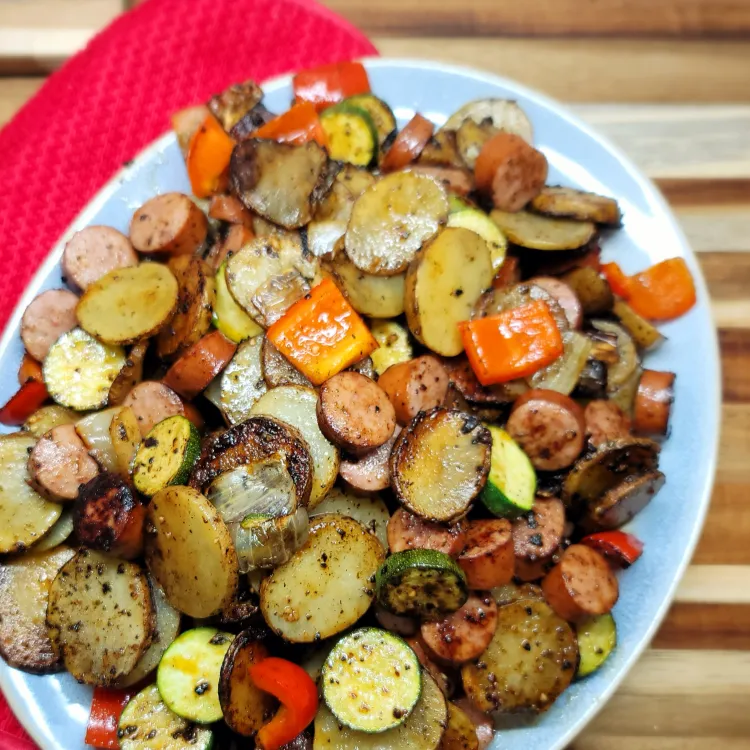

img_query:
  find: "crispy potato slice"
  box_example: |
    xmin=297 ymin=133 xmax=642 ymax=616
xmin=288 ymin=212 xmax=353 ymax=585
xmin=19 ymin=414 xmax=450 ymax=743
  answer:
xmin=530 ymin=186 xmax=621 ymax=226
xmin=490 ymin=210 xmax=595 ymax=251
xmin=444 ymin=98 xmax=533 ymax=143
xmin=220 ymin=336 xmax=268 ymax=424
xmin=108 ymin=340 xmax=148 ymax=406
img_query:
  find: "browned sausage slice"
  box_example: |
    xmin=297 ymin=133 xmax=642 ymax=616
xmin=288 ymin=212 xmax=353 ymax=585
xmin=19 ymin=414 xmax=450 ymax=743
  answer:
xmin=28 ymin=424 xmax=99 ymax=502
xmin=316 ymin=372 xmax=396 ymax=454
xmin=586 ymin=470 xmax=665 ymax=530
xmin=584 ymin=399 xmax=631 ymax=448
xmin=542 ymin=544 xmax=619 ymax=622
xmin=506 ymin=389 xmax=586 ymax=471
xmin=123 ymin=381 xmax=184 ymax=437
xmin=387 ymin=507 xmax=467 ymax=557
xmin=338 ymin=426 xmax=400 ymax=493
xmin=378 ymin=355 xmax=449 ymax=427
xmin=458 ymin=519 xmax=514 ymax=589
xmin=420 ymin=592 xmax=498 ymax=664
xmin=514 ymin=548 xmax=562 ymax=582
xmin=512 ymin=497 xmax=565 ymax=562
xmin=130 ymin=192 xmax=208 ymax=256
xmin=21 ymin=289 xmax=78 ymax=362
xmin=529 ymin=276 xmax=583 ymax=329
xmin=633 ymin=370 xmax=675 ymax=437
xmin=62 ymin=226 xmax=138 ymax=291
xmin=163 ymin=330 xmax=237 ymax=401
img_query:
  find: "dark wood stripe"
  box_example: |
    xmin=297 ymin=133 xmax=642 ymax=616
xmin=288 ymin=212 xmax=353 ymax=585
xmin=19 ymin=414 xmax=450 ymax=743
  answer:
xmin=653 ymin=603 xmax=750 ymax=651
xmin=694 ymin=481 xmax=750 ymax=565
xmin=659 ymin=179 xmax=750 ymax=208
xmin=699 ymin=253 xmax=750 ymax=301
xmin=719 ymin=330 xmax=750 ymax=404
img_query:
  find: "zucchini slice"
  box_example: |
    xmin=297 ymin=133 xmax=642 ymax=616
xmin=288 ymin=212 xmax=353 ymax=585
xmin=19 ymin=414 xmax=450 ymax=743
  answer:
xmin=391 ymin=409 xmax=491 ymax=523
xmin=313 ymin=669 xmax=447 ymax=750
xmin=481 ymin=426 xmax=537 ymax=518
xmin=376 ymin=549 xmax=468 ymax=619
xmin=489 ymin=209 xmax=596 ymax=251
xmin=576 ymin=613 xmax=617 ymax=678
xmin=322 ymin=628 xmax=422 ymax=733
xmin=345 ymin=94 xmax=397 ymax=146
xmin=447 ymin=208 xmax=507 ymax=272
xmin=320 ymin=104 xmax=378 ymax=167
xmin=345 ymin=172 xmax=449 ymax=276
xmin=0 ymin=435 xmax=61 ymax=554
xmin=119 ymin=683 xmax=214 ymax=750
xmin=213 ymin=262 xmax=263 ymax=344
xmin=132 ymin=416 xmax=200 ymax=496
xmin=311 ymin=488 xmax=390 ymax=549
xmin=23 ymin=405 xmax=76 ymax=437
xmin=220 ymin=335 xmax=268 ymax=425
xmin=369 ymin=320 xmax=413 ymax=377
xmin=157 ymin=628 xmax=234 ymax=723
xmin=530 ymin=186 xmax=622 ymax=226
xmin=260 ymin=514 xmax=385 ymax=643
xmin=461 ymin=599 xmax=578 ymax=713
xmin=76 ymin=263 xmax=178 ymax=346
xmin=44 ymin=328 xmax=126 ymax=411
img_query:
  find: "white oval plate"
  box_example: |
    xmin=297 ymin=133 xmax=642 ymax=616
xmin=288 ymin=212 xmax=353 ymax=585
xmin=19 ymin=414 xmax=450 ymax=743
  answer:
xmin=0 ymin=59 xmax=720 ymax=750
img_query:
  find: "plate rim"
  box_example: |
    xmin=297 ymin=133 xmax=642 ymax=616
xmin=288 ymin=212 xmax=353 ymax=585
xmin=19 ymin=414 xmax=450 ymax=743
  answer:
xmin=0 ymin=57 xmax=721 ymax=750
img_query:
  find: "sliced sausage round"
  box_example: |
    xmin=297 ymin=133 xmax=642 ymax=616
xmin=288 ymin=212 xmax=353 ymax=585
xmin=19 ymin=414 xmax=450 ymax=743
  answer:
xmin=378 ymin=355 xmax=449 ymax=427
xmin=542 ymin=543 xmax=619 ymax=622
xmin=374 ymin=605 xmax=418 ymax=637
xmin=457 ymin=519 xmax=514 ymax=590
xmin=420 ymin=592 xmax=498 ymax=664
xmin=62 ymin=226 xmax=138 ymax=291
xmin=586 ymin=470 xmax=665 ymax=530
xmin=585 ymin=399 xmax=632 ymax=448
xmin=452 ymin=698 xmax=494 ymax=750
xmin=633 ymin=370 xmax=675 ymax=437
xmin=28 ymin=424 xmax=100 ymax=502
xmin=21 ymin=289 xmax=79 ymax=362
xmin=387 ymin=507 xmax=467 ymax=557
xmin=506 ymin=389 xmax=586 ymax=471
xmin=316 ymin=372 xmax=396 ymax=454
xmin=514 ymin=548 xmax=562 ymax=582
xmin=512 ymin=497 xmax=565 ymax=562
xmin=529 ymin=276 xmax=583 ymax=329
xmin=130 ymin=192 xmax=208 ymax=256
xmin=339 ymin=426 xmax=400 ymax=493
xmin=122 ymin=381 xmax=184 ymax=437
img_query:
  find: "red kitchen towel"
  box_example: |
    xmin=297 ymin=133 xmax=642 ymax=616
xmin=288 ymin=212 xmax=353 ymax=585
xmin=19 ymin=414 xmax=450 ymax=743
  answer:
xmin=0 ymin=0 xmax=375 ymax=745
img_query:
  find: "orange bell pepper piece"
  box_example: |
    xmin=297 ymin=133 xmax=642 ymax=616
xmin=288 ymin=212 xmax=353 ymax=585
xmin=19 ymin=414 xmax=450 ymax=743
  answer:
xmin=459 ymin=300 xmax=564 ymax=386
xmin=293 ymin=61 xmax=370 ymax=112
xmin=627 ymin=257 xmax=696 ymax=321
xmin=600 ymin=261 xmax=632 ymax=299
xmin=18 ymin=352 xmax=44 ymax=386
xmin=266 ymin=278 xmax=378 ymax=386
xmin=186 ymin=114 xmax=235 ymax=198
xmin=254 ymin=101 xmax=328 ymax=148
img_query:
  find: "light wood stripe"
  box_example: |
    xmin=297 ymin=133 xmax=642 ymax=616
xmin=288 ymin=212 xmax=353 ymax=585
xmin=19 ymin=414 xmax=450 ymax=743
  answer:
xmin=676 ymin=566 xmax=750 ymax=604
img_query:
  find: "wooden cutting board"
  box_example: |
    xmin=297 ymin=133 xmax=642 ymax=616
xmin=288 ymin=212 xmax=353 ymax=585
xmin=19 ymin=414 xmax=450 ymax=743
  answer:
xmin=0 ymin=1 xmax=749 ymax=748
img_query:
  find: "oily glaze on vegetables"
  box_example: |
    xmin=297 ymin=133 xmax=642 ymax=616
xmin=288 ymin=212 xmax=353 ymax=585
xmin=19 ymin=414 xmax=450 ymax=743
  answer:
xmin=0 ymin=60 xmax=698 ymax=750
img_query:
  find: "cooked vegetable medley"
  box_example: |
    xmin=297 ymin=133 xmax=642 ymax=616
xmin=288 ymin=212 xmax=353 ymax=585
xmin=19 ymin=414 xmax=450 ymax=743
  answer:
xmin=0 ymin=60 xmax=697 ymax=750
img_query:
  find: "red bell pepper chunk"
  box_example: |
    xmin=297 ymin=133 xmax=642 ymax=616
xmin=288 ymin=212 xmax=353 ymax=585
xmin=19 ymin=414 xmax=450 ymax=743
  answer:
xmin=293 ymin=61 xmax=370 ymax=112
xmin=85 ymin=687 xmax=138 ymax=749
xmin=254 ymin=102 xmax=328 ymax=148
xmin=0 ymin=379 xmax=48 ymax=426
xmin=250 ymin=657 xmax=319 ymax=750
xmin=581 ymin=530 xmax=644 ymax=568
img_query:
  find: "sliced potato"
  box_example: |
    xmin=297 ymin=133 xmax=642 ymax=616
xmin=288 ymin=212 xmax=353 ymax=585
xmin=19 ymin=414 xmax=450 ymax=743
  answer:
xmin=23 ymin=405 xmax=76 ymax=437
xmin=490 ymin=210 xmax=595 ymax=251
xmin=444 ymin=98 xmax=533 ymax=142
xmin=156 ymin=256 xmax=215 ymax=360
xmin=33 ymin=508 xmax=74 ymax=552
xmin=47 ymin=549 xmax=154 ymax=685
xmin=0 ymin=434 xmax=61 ymax=554
xmin=315 ymin=163 xmax=376 ymax=223
xmin=473 ymin=281 xmax=570 ymax=333
xmin=391 ymin=408 xmax=491 ymax=522
xmin=261 ymin=338 xmax=312 ymax=388
xmin=417 ymin=129 xmax=464 ymax=169
xmin=530 ymin=186 xmax=621 ymax=226
xmin=370 ymin=320 xmax=413 ymax=376
xmin=455 ymin=118 xmax=497 ymax=171
xmin=405 ymin=227 xmax=493 ymax=356
xmin=345 ymin=172 xmax=449 ymax=276
xmin=220 ymin=336 xmax=268 ymax=424
xmin=108 ymin=340 xmax=148 ymax=406
xmin=311 ymin=488 xmax=390 ymax=549
xmin=0 ymin=545 xmax=75 ymax=673
xmin=146 ymin=485 xmax=239 ymax=618
xmin=76 ymin=263 xmax=179 ymax=345
xmin=109 ymin=405 xmax=141 ymax=476
xmin=260 ymin=513 xmax=385 ymax=643
xmin=441 ymin=702 xmax=480 ymax=750
xmin=562 ymin=266 xmax=614 ymax=316
xmin=251 ymin=386 xmax=340 ymax=508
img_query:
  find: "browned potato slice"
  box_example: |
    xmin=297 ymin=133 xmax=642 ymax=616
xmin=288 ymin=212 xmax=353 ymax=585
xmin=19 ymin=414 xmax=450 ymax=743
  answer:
xmin=230 ymin=139 xmax=330 ymax=229
xmin=219 ymin=629 xmax=277 ymax=736
xmin=530 ymin=186 xmax=622 ymax=226
xmin=208 ymin=80 xmax=263 ymax=132
xmin=455 ymin=118 xmax=497 ymax=170
xmin=444 ymin=98 xmax=533 ymax=143
xmin=314 ymin=163 xmax=376 ymax=222
xmin=108 ymin=340 xmax=148 ymax=406
xmin=405 ymin=227 xmax=493 ymax=356
xmin=391 ymin=408 xmax=491 ymax=522
xmin=562 ymin=266 xmax=614 ymax=316
xmin=345 ymin=172 xmax=449 ymax=276
xmin=0 ymin=545 xmax=75 ymax=674
xmin=417 ymin=129 xmax=464 ymax=168
xmin=473 ymin=281 xmax=570 ymax=333
xmin=441 ymin=702 xmax=480 ymax=750
xmin=490 ymin=210 xmax=596 ymax=251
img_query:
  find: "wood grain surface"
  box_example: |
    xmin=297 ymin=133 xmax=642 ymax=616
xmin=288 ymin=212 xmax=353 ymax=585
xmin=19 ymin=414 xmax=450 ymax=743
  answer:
xmin=0 ymin=1 xmax=749 ymax=748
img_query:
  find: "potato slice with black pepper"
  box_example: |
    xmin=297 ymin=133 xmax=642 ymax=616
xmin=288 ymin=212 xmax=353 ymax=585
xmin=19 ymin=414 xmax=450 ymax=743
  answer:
xmin=490 ymin=210 xmax=595 ymax=251
xmin=530 ymin=186 xmax=621 ymax=226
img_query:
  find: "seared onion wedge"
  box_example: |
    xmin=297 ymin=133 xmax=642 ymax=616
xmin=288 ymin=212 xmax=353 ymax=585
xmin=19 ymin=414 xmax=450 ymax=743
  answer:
xmin=490 ymin=209 xmax=595 ymax=251
xmin=75 ymin=407 xmax=120 ymax=472
xmin=591 ymin=319 xmax=639 ymax=391
xmin=529 ymin=331 xmax=592 ymax=395
xmin=46 ymin=549 xmax=155 ymax=686
xmin=33 ymin=508 xmax=74 ymax=552
xmin=530 ymin=186 xmax=622 ymax=226
xmin=391 ymin=409 xmax=491 ymax=523
xmin=260 ymin=514 xmax=385 ymax=643
xmin=0 ymin=545 xmax=75 ymax=674
xmin=220 ymin=336 xmax=268 ymax=425
xmin=461 ymin=599 xmax=578 ymax=713
xmin=231 ymin=507 xmax=309 ymax=572
xmin=109 ymin=405 xmax=141 ymax=476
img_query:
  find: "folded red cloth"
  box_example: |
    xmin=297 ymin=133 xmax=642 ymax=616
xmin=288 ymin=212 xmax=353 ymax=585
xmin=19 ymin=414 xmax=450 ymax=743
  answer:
xmin=0 ymin=0 xmax=374 ymax=745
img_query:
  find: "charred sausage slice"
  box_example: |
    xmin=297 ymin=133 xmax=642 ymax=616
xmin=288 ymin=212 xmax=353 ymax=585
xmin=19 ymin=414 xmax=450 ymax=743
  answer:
xmin=123 ymin=381 xmax=184 ymax=437
xmin=130 ymin=192 xmax=208 ymax=256
xmin=506 ymin=389 xmax=586 ymax=471
xmin=584 ymin=399 xmax=632 ymax=448
xmin=62 ymin=226 xmax=138 ymax=291
xmin=458 ymin=519 xmax=514 ymax=589
xmin=633 ymin=370 xmax=675 ymax=437
xmin=512 ymin=497 xmax=565 ymax=562
xmin=338 ymin=426 xmax=400 ymax=493
xmin=387 ymin=507 xmax=467 ymax=557
xmin=21 ymin=289 xmax=78 ymax=362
